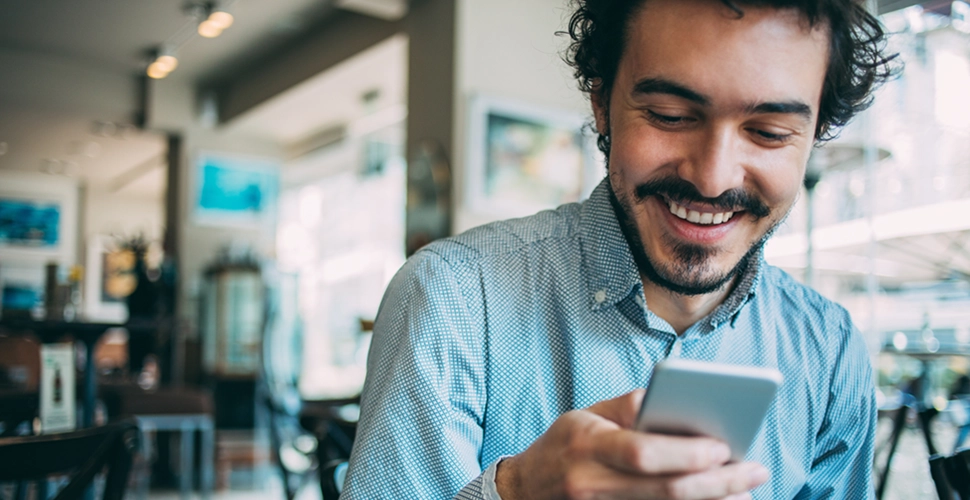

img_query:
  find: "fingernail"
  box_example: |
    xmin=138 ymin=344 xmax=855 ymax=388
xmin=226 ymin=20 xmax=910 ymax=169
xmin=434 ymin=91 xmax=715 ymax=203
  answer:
xmin=709 ymin=443 xmax=731 ymax=464
xmin=749 ymin=465 xmax=769 ymax=486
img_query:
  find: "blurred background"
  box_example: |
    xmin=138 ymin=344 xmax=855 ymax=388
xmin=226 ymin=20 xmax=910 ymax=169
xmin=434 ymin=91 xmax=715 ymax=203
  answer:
xmin=0 ymin=0 xmax=967 ymax=498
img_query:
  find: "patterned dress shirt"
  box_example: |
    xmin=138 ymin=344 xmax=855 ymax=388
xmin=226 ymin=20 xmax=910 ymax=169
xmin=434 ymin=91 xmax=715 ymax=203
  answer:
xmin=341 ymin=179 xmax=876 ymax=499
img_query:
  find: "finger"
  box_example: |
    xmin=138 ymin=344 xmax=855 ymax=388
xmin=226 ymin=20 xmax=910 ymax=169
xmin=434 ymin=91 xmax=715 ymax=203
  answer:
xmin=656 ymin=462 xmax=769 ymax=500
xmin=585 ymin=389 xmax=645 ymax=428
xmin=591 ymin=429 xmax=731 ymax=474
xmin=568 ymin=461 xmax=765 ymax=500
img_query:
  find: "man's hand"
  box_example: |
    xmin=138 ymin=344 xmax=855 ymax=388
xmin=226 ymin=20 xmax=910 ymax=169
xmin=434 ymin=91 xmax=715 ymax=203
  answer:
xmin=494 ymin=390 xmax=769 ymax=500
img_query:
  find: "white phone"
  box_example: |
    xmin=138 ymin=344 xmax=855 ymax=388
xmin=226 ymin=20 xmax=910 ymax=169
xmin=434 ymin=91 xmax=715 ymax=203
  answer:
xmin=635 ymin=358 xmax=783 ymax=462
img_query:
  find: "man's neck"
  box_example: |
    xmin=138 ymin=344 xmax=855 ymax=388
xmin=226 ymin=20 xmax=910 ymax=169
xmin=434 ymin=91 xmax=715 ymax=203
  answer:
xmin=641 ymin=276 xmax=735 ymax=335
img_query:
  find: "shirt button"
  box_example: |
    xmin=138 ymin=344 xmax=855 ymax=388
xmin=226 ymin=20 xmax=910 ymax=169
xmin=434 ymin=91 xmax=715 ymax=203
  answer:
xmin=594 ymin=290 xmax=607 ymax=303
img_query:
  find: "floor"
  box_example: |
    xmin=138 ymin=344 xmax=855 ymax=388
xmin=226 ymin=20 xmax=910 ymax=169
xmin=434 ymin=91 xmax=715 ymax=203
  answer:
xmin=146 ymin=472 xmax=321 ymax=500
xmin=876 ymin=411 xmax=963 ymax=500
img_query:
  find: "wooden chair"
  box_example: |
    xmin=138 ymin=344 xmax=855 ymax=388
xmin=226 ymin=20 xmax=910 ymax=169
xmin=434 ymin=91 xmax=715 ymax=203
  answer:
xmin=0 ymin=419 xmax=139 ymax=500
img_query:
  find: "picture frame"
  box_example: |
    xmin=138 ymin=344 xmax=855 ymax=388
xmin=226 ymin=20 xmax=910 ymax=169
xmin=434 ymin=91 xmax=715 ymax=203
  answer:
xmin=464 ymin=94 xmax=603 ymax=219
xmin=0 ymin=171 xmax=78 ymax=266
xmin=0 ymin=263 xmax=45 ymax=320
xmin=193 ymin=152 xmax=280 ymax=227
xmin=83 ymin=234 xmax=128 ymax=323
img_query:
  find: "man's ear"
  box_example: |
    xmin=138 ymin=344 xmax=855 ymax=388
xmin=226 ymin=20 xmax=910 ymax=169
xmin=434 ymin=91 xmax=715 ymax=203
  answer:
xmin=590 ymin=84 xmax=610 ymax=136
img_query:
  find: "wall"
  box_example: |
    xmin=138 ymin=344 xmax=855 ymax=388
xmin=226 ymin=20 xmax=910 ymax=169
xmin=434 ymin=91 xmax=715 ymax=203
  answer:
xmin=147 ymin=78 xmax=284 ymax=325
xmin=82 ymin=190 xmax=164 ymax=242
xmin=452 ymin=0 xmax=594 ymax=232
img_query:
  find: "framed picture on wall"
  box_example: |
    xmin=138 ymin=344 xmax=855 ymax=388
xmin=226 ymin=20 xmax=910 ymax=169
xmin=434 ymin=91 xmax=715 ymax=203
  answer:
xmin=83 ymin=235 xmax=129 ymax=323
xmin=464 ymin=94 xmax=603 ymax=219
xmin=0 ymin=171 xmax=78 ymax=266
xmin=0 ymin=198 xmax=61 ymax=249
xmin=0 ymin=264 xmax=45 ymax=320
xmin=193 ymin=152 xmax=280 ymax=227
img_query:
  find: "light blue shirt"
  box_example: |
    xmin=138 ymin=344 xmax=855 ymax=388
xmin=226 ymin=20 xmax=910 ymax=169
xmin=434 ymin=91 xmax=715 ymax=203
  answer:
xmin=341 ymin=179 xmax=876 ymax=499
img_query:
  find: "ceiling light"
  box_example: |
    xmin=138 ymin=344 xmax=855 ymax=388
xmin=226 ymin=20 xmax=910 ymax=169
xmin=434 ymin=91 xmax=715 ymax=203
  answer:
xmin=147 ymin=61 xmax=171 ymax=79
xmin=155 ymin=54 xmax=178 ymax=73
xmin=146 ymin=45 xmax=178 ymax=79
xmin=198 ymin=19 xmax=223 ymax=38
xmin=207 ymin=10 xmax=234 ymax=30
xmin=197 ymin=4 xmax=233 ymax=38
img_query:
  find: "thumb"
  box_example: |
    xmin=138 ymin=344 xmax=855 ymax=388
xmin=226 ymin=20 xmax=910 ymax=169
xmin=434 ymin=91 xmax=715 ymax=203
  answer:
xmin=586 ymin=389 xmax=645 ymax=429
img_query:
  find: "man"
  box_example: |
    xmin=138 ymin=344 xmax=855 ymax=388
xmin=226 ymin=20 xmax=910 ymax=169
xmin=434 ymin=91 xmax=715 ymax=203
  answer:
xmin=342 ymin=0 xmax=896 ymax=498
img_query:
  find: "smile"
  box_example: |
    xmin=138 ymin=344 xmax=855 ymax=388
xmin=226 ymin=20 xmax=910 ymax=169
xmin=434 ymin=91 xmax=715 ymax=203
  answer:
xmin=667 ymin=199 xmax=735 ymax=225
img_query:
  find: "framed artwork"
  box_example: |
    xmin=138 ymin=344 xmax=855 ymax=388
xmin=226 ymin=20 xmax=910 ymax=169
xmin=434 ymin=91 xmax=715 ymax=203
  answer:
xmin=464 ymin=94 xmax=603 ymax=219
xmin=0 ymin=264 xmax=45 ymax=319
xmin=193 ymin=152 xmax=279 ymax=227
xmin=83 ymin=235 xmax=128 ymax=323
xmin=0 ymin=198 xmax=61 ymax=248
xmin=0 ymin=171 xmax=78 ymax=266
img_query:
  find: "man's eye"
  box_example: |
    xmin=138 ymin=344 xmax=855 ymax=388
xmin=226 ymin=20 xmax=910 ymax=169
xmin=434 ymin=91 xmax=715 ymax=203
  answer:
xmin=647 ymin=110 xmax=691 ymax=125
xmin=752 ymin=129 xmax=792 ymax=143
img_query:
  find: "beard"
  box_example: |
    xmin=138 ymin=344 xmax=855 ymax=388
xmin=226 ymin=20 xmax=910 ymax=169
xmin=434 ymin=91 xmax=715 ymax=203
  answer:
xmin=607 ymin=175 xmax=781 ymax=297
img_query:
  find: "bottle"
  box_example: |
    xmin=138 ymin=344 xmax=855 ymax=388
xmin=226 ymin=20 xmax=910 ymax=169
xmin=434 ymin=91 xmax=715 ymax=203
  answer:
xmin=53 ymin=365 xmax=63 ymax=404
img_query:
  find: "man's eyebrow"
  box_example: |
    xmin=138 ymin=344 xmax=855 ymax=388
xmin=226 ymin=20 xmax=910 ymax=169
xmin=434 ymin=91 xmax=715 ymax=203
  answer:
xmin=632 ymin=77 xmax=815 ymax=123
xmin=632 ymin=78 xmax=710 ymax=106
xmin=746 ymin=101 xmax=814 ymax=122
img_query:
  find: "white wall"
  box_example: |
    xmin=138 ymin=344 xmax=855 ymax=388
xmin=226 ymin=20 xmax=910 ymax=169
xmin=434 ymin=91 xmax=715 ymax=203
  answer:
xmin=82 ymin=190 xmax=164 ymax=242
xmin=148 ymin=78 xmax=285 ymax=325
xmin=453 ymin=0 xmax=594 ymax=232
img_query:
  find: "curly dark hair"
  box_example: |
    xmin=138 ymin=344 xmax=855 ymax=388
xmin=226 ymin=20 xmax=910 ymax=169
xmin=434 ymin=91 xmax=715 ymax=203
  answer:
xmin=563 ymin=0 xmax=899 ymax=155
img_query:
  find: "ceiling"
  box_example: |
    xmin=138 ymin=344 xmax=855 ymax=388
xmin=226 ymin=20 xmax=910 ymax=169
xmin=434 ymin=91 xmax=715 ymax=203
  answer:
xmin=0 ymin=0 xmax=337 ymax=84
xmin=227 ymin=33 xmax=408 ymax=148
xmin=0 ymin=106 xmax=167 ymax=199
xmin=0 ymin=0 xmax=407 ymax=199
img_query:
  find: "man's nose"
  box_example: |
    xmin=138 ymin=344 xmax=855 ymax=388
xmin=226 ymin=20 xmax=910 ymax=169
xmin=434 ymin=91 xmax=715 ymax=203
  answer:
xmin=677 ymin=127 xmax=746 ymax=199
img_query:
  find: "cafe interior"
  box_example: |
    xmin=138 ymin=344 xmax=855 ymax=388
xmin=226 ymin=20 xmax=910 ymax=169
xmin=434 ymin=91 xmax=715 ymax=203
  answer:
xmin=0 ymin=0 xmax=969 ymax=498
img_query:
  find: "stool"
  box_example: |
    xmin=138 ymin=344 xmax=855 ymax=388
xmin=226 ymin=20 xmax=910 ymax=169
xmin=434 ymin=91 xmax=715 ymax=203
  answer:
xmin=135 ymin=414 xmax=214 ymax=500
xmin=102 ymin=386 xmax=214 ymax=500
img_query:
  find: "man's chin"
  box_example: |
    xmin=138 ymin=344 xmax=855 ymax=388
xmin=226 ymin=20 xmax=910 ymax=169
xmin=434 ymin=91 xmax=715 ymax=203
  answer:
xmin=642 ymin=261 xmax=737 ymax=296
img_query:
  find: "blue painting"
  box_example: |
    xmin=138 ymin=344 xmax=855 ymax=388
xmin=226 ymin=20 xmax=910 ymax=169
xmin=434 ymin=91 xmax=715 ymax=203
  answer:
xmin=2 ymin=284 xmax=41 ymax=311
xmin=0 ymin=198 xmax=61 ymax=247
xmin=195 ymin=154 xmax=278 ymax=225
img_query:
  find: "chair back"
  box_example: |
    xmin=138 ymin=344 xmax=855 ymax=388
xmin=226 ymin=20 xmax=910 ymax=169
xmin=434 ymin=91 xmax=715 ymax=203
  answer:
xmin=320 ymin=460 xmax=348 ymax=500
xmin=0 ymin=419 xmax=139 ymax=500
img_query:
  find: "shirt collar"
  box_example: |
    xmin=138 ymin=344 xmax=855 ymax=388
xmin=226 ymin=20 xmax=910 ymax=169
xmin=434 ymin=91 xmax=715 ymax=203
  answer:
xmin=579 ymin=179 xmax=641 ymax=311
xmin=578 ymin=177 xmax=765 ymax=323
xmin=706 ymin=248 xmax=764 ymax=329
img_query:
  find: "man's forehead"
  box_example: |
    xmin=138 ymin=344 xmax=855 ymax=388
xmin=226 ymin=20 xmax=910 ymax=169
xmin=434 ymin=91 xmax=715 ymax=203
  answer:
xmin=630 ymin=0 xmax=827 ymax=38
xmin=619 ymin=0 xmax=830 ymax=112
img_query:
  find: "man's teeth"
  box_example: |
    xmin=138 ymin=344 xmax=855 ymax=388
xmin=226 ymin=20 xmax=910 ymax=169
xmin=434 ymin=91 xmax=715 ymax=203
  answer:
xmin=667 ymin=200 xmax=734 ymax=225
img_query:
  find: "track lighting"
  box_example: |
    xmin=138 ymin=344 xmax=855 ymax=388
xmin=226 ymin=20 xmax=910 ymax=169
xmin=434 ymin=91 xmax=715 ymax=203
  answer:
xmin=146 ymin=46 xmax=178 ymax=79
xmin=198 ymin=5 xmax=234 ymax=38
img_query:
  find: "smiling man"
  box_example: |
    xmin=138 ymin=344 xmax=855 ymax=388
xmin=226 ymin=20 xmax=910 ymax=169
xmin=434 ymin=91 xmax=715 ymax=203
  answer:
xmin=341 ymin=0 xmax=896 ymax=499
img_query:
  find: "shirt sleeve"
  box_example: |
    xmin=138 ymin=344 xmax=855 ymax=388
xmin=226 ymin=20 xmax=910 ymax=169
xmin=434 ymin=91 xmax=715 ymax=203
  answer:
xmin=794 ymin=315 xmax=877 ymax=500
xmin=340 ymin=248 xmax=489 ymax=499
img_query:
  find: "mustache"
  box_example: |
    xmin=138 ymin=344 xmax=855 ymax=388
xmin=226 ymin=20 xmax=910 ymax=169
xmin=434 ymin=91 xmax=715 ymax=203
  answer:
xmin=635 ymin=177 xmax=770 ymax=218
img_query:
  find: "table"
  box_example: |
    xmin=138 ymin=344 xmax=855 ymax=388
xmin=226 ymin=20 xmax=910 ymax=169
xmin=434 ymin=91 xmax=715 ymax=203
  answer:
xmin=0 ymin=318 xmax=160 ymax=428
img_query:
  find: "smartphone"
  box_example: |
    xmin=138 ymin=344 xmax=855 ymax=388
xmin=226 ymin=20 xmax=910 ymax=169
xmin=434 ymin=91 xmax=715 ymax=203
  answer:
xmin=635 ymin=358 xmax=783 ymax=462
